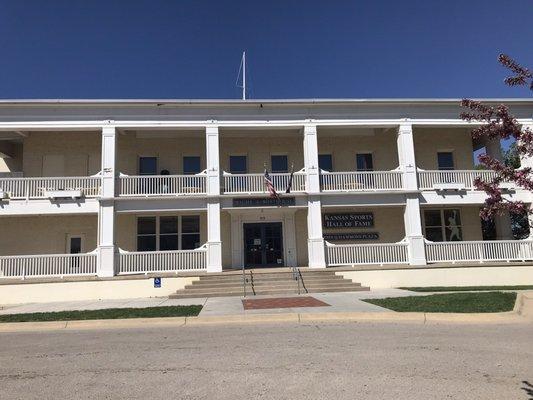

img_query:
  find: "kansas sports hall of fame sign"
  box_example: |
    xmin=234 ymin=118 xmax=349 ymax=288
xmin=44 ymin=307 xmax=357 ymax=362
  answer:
xmin=322 ymin=213 xmax=374 ymax=228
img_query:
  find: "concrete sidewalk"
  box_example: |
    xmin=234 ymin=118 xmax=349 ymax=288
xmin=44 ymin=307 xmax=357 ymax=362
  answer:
xmin=0 ymin=288 xmax=422 ymax=316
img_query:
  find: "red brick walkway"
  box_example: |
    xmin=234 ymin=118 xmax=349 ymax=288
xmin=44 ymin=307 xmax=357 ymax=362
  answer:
xmin=242 ymin=296 xmax=330 ymax=310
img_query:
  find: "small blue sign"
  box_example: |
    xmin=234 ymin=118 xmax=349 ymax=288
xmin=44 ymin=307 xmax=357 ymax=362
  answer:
xmin=154 ymin=277 xmax=161 ymax=288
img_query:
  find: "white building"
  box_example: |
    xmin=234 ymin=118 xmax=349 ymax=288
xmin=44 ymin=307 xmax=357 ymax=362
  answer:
xmin=1 ymin=98 xmax=533 ymax=290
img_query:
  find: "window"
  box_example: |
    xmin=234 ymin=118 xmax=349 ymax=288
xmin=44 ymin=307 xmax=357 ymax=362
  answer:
xmin=356 ymin=153 xmax=374 ymax=171
xmin=159 ymin=217 xmax=179 ymax=251
xmin=318 ymin=154 xmax=333 ymax=172
xmin=437 ymin=152 xmax=454 ymax=170
xmin=137 ymin=215 xmax=201 ymax=251
xmin=139 ymin=157 xmax=158 ymax=175
xmin=230 ymin=155 xmax=247 ymax=173
xmin=424 ymin=209 xmax=463 ymax=242
xmin=137 ymin=217 xmax=157 ymax=251
xmin=181 ymin=216 xmax=201 ymax=250
xmin=271 ymin=155 xmax=288 ymax=173
xmin=183 ymin=156 xmax=201 ymax=175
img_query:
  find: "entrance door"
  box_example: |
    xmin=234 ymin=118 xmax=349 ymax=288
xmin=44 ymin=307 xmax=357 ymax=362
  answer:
xmin=244 ymin=222 xmax=284 ymax=267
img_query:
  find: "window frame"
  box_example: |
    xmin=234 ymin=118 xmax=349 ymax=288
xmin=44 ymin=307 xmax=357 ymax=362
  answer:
xmin=138 ymin=156 xmax=158 ymax=175
xmin=437 ymin=151 xmax=455 ymax=171
xmin=66 ymin=234 xmax=84 ymax=254
xmin=423 ymin=208 xmax=463 ymax=242
xmin=356 ymin=152 xmax=374 ymax=172
xmin=318 ymin=154 xmax=333 ymax=172
xmin=182 ymin=155 xmax=202 ymax=175
xmin=271 ymin=154 xmax=289 ymax=173
xmin=136 ymin=215 xmax=201 ymax=251
xmin=229 ymin=155 xmax=248 ymax=174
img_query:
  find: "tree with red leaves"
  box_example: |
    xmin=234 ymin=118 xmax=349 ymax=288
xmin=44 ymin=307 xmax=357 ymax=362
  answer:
xmin=460 ymin=54 xmax=533 ymax=224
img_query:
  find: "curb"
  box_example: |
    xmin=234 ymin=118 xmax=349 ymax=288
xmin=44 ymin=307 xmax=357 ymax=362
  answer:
xmin=0 ymin=310 xmax=528 ymax=333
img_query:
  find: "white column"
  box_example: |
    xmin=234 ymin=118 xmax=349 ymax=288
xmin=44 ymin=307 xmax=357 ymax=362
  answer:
xmin=206 ymin=124 xmax=222 ymax=272
xmin=397 ymin=123 xmax=426 ymax=265
xmin=303 ymin=124 xmax=326 ymax=268
xmin=97 ymin=124 xmax=117 ymax=277
xmin=484 ymin=137 xmax=514 ymax=239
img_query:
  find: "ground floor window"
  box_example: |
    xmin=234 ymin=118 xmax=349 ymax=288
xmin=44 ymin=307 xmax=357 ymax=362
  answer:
xmin=423 ymin=209 xmax=462 ymax=242
xmin=137 ymin=215 xmax=200 ymax=251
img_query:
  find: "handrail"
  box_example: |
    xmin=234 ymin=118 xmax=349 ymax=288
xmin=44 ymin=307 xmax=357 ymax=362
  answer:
xmin=291 ymin=265 xmax=301 ymax=295
xmin=242 ymin=264 xmax=247 ymax=297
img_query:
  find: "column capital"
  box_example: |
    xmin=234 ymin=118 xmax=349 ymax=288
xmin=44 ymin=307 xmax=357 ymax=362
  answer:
xmin=206 ymin=124 xmax=219 ymax=135
xmin=398 ymin=122 xmax=413 ymax=134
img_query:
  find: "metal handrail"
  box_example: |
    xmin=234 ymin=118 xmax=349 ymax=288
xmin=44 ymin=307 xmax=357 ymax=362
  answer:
xmin=291 ymin=266 xmax=301 ymax=295
xmin=242 ymin=265 xmax=246 ymax=297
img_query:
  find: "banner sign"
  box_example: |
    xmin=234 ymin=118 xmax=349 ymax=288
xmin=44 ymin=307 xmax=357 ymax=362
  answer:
xmin=323 ymin=213 xmax=374 ymax=228
xmin=233 ymin=197 xmax=295 ymax=207
xmin=324 ymin=232 xmax=379 ymax=241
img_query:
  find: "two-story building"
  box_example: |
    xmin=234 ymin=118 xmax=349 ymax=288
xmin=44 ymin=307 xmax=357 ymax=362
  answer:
xmin=1 ymin=98 xmax=533 ymax=296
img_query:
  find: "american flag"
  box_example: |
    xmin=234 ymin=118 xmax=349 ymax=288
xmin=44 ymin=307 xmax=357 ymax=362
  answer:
xmin=264 ymin=168 xmax=279 ymax=198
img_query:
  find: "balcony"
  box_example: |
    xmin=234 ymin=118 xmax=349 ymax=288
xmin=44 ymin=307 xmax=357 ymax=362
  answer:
xmin=222 ymin=172 xmax=306 ymax=195
xmin=118 ymin=173 xmax=207 ymax=197
xmin=0 ymin=252 xmax=98 ymax=279
xmin=0 ymin=176 xmax=101 ymax=200
xmin=320 ymin=171 xmax=404 ymax=192
xmin=417 ymin=170 xmax=500 ymax=191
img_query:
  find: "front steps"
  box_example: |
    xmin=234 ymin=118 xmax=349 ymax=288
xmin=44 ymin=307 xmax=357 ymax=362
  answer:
xmin=169 ymin=268 xmax=369 ymax=298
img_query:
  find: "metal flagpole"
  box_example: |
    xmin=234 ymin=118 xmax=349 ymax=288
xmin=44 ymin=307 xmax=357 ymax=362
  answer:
xmin=242 ymin=51 xmax=246 ymax=100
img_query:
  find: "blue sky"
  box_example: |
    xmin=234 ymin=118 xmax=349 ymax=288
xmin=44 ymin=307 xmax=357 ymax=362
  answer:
xmin=0 ymin=0 xmax=532 ymax=99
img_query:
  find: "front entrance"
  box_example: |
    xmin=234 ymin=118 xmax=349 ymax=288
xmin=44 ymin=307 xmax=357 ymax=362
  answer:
xmin=243 ymin=222 xmax=284 ymax=267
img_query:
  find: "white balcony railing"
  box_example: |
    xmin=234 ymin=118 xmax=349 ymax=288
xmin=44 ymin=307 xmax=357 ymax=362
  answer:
xmin=119 ymin=174 xmax=207 ymax=196
xmin=425 ymin=240 xmax=533 ymax=263
xmin=417 ymin=170 xmax=498 ymax=191
xmin=118 ymin=245 xmax=208 ymax=274
xmin=223 ymin=172 xmax=306 ymax=194
xmin=320 ymin=171 xmax=403 ymax=191
xmin=0 ymin=252 xmax=98 ymax=279
xmin=325 ymin=241 xmax=409 ymax=266
xmin=0 ymin=177 xmax=101 ymax=200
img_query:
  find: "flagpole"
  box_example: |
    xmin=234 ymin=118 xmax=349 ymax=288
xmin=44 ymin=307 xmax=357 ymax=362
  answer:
xmin=242 ymin=51 xmax=246 ymax=101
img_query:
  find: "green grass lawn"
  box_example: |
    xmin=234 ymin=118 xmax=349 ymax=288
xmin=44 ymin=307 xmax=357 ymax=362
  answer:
xmin=363 ymin=292 xmax=517 ymax=313
xmin=0 ymin=305 xmax=203 ymax=323
xmin=400 ymin=285 xmax=533 ymax=292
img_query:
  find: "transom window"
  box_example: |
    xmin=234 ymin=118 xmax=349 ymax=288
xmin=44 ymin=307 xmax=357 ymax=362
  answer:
xmin=437 ymin=152 xmax=454 ymax=170
xmin=229 ymin=155 xmax=247 ymax=174
xmin=356 ymin=153 xmax=374 ymax=171
xmin=318 ymin=154 xmax=333 ymax=172
xmin=183 ymin=156 xmax=201 ymax=175
xmin=139 ymin=156 xmax=158 ymax=175
xmin=271 ymin=155 xmax=288 ymax=173
xmin=424 ymin=209 xmax=463 ymax=242
xmin=137 ymin=215 xmax=201 ymax=251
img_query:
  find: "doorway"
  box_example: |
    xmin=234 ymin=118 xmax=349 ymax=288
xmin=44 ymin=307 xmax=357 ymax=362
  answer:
xmin=243 ymin=222 xmax=284 ymax=267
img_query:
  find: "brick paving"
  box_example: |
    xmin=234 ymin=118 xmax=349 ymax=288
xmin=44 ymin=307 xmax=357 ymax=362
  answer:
xmin=242 ymin=296 xmax=330 ymax=310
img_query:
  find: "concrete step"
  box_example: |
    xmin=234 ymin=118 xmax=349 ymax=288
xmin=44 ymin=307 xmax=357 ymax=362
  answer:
xmin=184 ymin=280 xmax=361 ymax=290
xmin=187 ymin=276 xmax=349 ymax=287
xmin=173 ymin=283 xmax=366 ymax=296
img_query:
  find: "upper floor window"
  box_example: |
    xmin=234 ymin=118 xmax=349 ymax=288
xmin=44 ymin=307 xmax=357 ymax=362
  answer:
xmin=437 ymin=152 xmax=454 ymax=170
xmin=183 ymin=156 xmax=201 ymax=175
xmin=423 ymin=209 xmax=462 ymax=242
xmin=230 ymin=155 xmax=247 ymax=173
xmin=356 ymin=153 xmax=374 ymax=171
xmin=271 ymin=155 xmax=288 ymax=173
xmin=139 ymin=156 xmax=157 ymax=175
xmin=318 ymin=154 xmax=333 ymax=172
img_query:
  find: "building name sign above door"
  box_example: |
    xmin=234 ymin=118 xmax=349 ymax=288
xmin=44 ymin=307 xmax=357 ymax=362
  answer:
xmin=323 ymin=213 xmax=374 ymax=228
xmin=233 ymin=197 xmax=296 ymax=207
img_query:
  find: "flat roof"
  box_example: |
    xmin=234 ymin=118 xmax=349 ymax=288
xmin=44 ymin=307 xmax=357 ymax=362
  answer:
xmin=0 ymin=98 xmax=531 ymax=106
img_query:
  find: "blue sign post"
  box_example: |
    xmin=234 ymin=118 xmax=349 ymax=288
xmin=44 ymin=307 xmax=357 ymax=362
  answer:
xmin=154 ymin=277 xmax=161 ymax=288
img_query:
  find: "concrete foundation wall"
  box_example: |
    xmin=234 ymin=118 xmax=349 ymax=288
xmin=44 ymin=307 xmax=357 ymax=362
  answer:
xmin=339 ymin=265 xmax=533 ymax=289
xmin=0 ymin=276 xmax=198 ymax=305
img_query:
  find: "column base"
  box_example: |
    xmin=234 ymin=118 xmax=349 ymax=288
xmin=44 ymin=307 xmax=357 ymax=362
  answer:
xmin=97 ymin=245 xmax=116 ymax=277
xmin=407 ymin=236 xmax=427 ymax=266
xmin=207 ymin=241 xmax=223 ymax=273
xmin=308 ymin=238 xmax=326 ymax=268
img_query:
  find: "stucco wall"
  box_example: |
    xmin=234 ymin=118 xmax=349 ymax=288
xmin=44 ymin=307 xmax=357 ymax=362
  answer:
xmin=0 ymin=215 xmax=98 ymax=256
xmin=22 ymin=132 xmax=101 ymax=176
xmin=116 ymin=212 xmax=207 ymax=252
xmin=295 ymin=209 xmax=309 ymax=266
xmin=414 ymin=128 xmax=475 ymax=170
xmin=117 ymin=133 xmax=205 ymax=175
xmin=220 ymin=133 xmax=304 ymax=173
xmin=322 ymin=207 xmax=405 ymax=243
xmin=317 ymin=128 xmax=399 ymax=171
